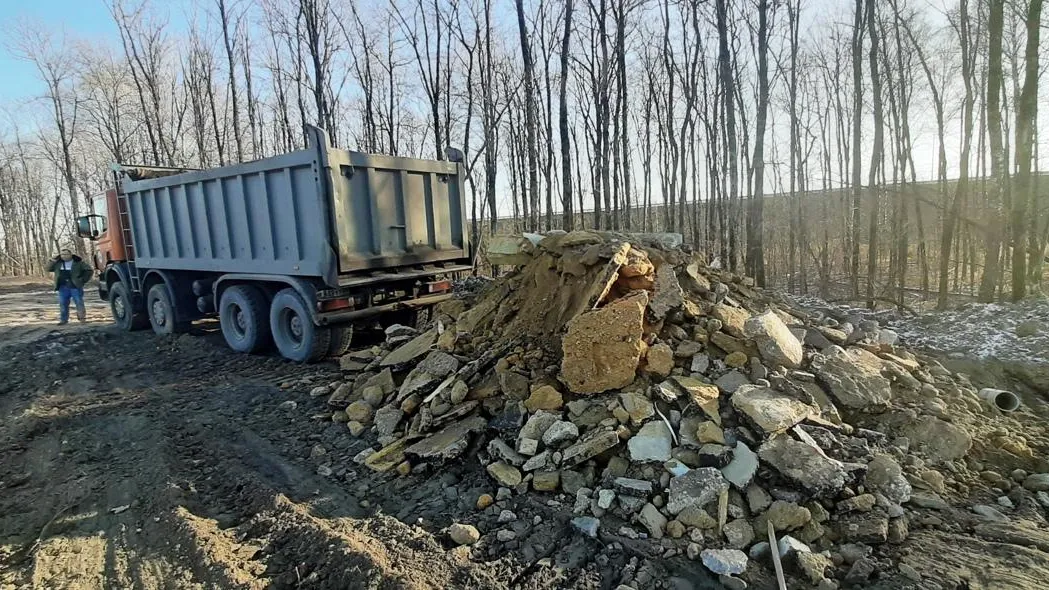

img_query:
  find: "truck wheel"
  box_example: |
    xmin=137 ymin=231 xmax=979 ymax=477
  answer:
xmin=109 ymin=282 xmax=148 ymax=331
xmin=327 ymin=325 xmax=354 ymax=357
xmin=219 ymin=285 xmax=272 ymax=353
xmin=147 ymin=283 xmax=188 ymax=335
xmin=270 ymin=288 xmax=331 ymax=362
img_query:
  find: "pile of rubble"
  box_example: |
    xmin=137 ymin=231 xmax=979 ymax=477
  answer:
xmin=314 ymin=230 xmax=1049 ymax=589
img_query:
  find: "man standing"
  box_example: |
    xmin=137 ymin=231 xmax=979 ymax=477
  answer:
xmin=47 ymin=248 xmax=94 ymax=325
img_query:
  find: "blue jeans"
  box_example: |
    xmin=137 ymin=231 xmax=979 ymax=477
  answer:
xmin=58 ymin=284 xmax=85 ymax=323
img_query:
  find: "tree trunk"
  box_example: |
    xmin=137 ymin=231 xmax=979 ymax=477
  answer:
xmin=747 ymin=0 xmax=770 ymax=286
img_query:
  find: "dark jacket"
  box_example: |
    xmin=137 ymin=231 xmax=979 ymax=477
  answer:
xmin=47 ymin=255 xmax=94 ymax=291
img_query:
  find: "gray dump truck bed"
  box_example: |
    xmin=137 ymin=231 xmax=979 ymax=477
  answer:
xmin=119 ymin=126 xmax=469 ymax=287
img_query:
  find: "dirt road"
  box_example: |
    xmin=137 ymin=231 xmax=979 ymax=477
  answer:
xmin=0 ymin=283 xmax=685 ymax=590
xmin=3 ymin=281 xmax=1049 ymax=590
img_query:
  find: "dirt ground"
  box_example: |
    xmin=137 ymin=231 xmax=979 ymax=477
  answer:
xmin=3 ymin=279 xmax=1049 ymax=590
xmin=0 ymin=281 xmax=688 ymax=590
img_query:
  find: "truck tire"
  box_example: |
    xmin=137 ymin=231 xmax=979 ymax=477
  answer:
xmin=109 ymin=282 xmax=148 ymax=331
xmin=270 ymin=288 xmax=331 ymax=362
xmin=219 ymin=285 xmax=272 ymax=353
xmin=147 ymin=283 xmax=188 ymax=335
xmin=327 ymin=325 xmax=354 ymax=357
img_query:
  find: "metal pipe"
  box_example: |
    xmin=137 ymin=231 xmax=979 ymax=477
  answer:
xmin=978 ymin=388 xmax=1021 ymax=412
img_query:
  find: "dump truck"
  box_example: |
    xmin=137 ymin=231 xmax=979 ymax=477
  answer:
xmin=76 ymin=126 xmax=471 ymax=362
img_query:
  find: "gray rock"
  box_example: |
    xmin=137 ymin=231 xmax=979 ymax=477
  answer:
xmin=715 ymin=370 xmax=750 ymax=394
xmin=519 ymin=410 xmax=562 ymax=443
xmin=667 ymin=467 xmax=729 ymax=514
xmin=721 ymin=442 xmax=759 ymax=490
xmin=496 ymin=529 xmax=516 ymax=542
xmin=404 ymin=416 xmax=487 ymax=460
xmin=628 ymin=421 xmax=673 ymax=462
xmin=746 ymin=484 xmax=772 ymax=513
xmin=748 ymin=541 xmax=771 ymax=561
xmin=382 ymin=329 xmax=437 ymax=367
xmin=719 ymin=574 xmax=748 ymax=590
xmin=597 ymin=489 xmax=616 ymax=509
xmin=878 ymin=329 xmax=899 ymax=345
xmin=839 ymin=515 xmax=889 ymax=544
xmin=498 ymin=509 xmax=517 ymax=523
xmin=614 ymin=477 xmax=655 ymax=497
xmin=562 ymin=429 xmax=620 ymax=467
xmin=723 ymin=519 xmax=755 ymax=549
xmin=777 ymin=535 xmax=811 ymax=557
xmin=805 ymin=329 xmax=834 ymax=349
xmin=863 ymin=454 xmax=912 ymax=504
xmin=542 ymin=420 xmax=580 ymax=447
xmin=648 ymin=263 xmax=685 ymax=321
xmin=488 ymin=438 xmax=526 ymax=467
xmin=973 ymin=504 xmax=1009 ymax=521
xmin=758 ymin=436 xmax=847 ymax=496
xmin=447 ymin=523 xmax=480 ymax=545
xmin=521 ymin=450 xmax=550 ymax=471
xmin=838 ymin=543 xmax=871 ymax=565
xmin=743 ymin=311 xmax=804 ymax=369
xmin=899 ymin=416 xmax=972 ymax=464
xmin=691 ymin=354 xmax=711 ymax=374
xmin=697 ymin=444 xmax=733 ymax=468
xmin=571 ymin=516 xmax=600 ymax=538
xmin=639 ymin=502 xmax=668 ymax=538
xmin=811 ymin=346 xmax=892 ymax=410
xmin=844 ymin=557 xmax=876 ymax=585
xmin=1036 ymin=491 xmax=1049 ymax=508
xmin=1023 ymin=473 xmax=1049 ymax=492
xmin=417 ymin=350 xmax=460 ymax=376
xmin=749 ymin=357 xmax=769 ymax=382
xmin=385 ymin=323 xmax=418 ymax=339
xmin=731 ymin=385 xmax=813 ymax=434
xmin=908 ymin=492 xmax=950 ymax=510
xmin=373 ymin=405 xmax=404 ymax=437
xmin=701 ymin=549 xmax=748 ymax=576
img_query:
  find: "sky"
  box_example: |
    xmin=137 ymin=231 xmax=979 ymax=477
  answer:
xmin=0 ymin=0 xmax=123 ymax=103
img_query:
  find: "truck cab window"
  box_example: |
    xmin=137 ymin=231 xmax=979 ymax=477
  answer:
xmin=92 ymin=197 xmax=108 ymax=232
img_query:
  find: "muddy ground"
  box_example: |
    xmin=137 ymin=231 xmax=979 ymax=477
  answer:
xmin=2 ymin=280 xmax=1049 ymax=590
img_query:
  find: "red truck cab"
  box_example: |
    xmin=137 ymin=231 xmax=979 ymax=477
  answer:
xmin=78 ymin=189 xmax=131 ymax=300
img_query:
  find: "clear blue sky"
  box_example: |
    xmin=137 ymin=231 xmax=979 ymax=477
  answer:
xmin=0 ymin=0 xmax=119 ymax=102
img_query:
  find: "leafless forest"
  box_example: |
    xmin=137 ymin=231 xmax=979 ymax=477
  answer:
xmin=0 ymin=0 xmax=1046 ymax=307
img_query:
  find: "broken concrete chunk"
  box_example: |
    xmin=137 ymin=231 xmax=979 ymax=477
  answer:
xmin=715 ymin=370 xmax=750 ymax=394
xmin=518 ymin=410 xmax=561 ymax=442
xmin=639 ymin=502 xmax=668 ymax=538
xmin=811 ymin=346 xmax=892 ymax=411
xmin=743 ymin=311 xmax=804 ymax=369
xmin=613 ymin=477 xmax=654 ymax=497
xmin=731 ymin=385 xmax=814 ymax=434
xmin=701 ymin=548 xmax=748 ymax=576
xmin=628 ymin=421 xmax=673 ymax=462
xmin=712 ymin=304 xmax=751 ymax=339
xmin=648 ymin=263 xmax=685 ymax=321
xmin=899 ymin=415 xmax=972 ymax=464
xmin=488 ymin=438 xmax=526 ymax=467
xmin=667 ymin=467 xmax=730 ymax=514
xmin=758 ymin=436 xmax=847 ymax=496
xmin=542 ymin=420 xmax=580 ymax=447
xmin=486 ymin=461 xmax=523 ymax=487
xmin=561 ymin=291 xmax=648 ymax=394
xmin=561 ymin=429 xmax=620 ymax=467
xmin=404 ymin=416 xmax=487 ymax=461
xmin=381 ymin=329 xmax=437 ymax=368
xmin=864 ymin=454 xmax=912 ymax=504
